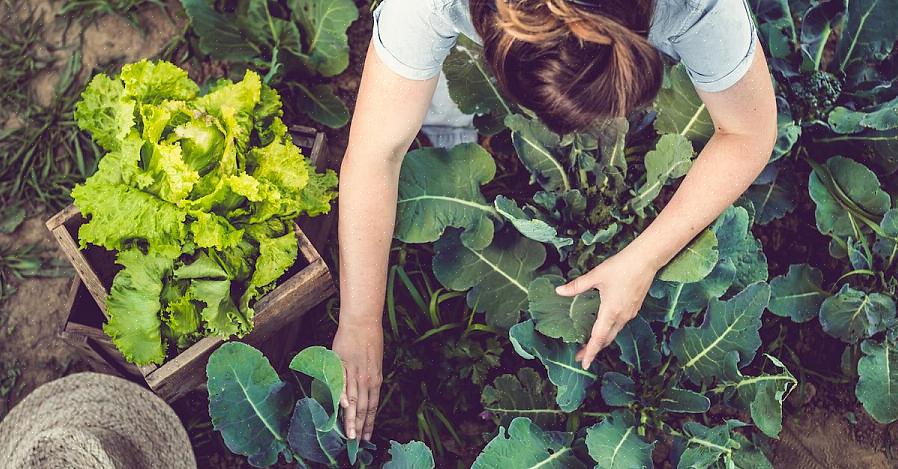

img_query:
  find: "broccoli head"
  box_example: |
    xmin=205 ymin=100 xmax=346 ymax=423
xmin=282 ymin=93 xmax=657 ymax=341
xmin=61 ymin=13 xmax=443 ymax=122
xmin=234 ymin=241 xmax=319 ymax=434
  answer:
xmin=788 ymin=71 xmax=842 ymax=121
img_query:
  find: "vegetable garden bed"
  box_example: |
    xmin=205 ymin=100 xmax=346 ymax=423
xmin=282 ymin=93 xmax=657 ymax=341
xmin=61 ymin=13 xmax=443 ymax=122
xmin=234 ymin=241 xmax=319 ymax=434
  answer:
xmin=48 ymin=126 xmax=337 ymax=402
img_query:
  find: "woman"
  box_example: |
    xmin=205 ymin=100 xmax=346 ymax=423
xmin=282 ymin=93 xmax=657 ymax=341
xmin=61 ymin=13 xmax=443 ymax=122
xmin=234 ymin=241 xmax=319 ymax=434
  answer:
xmin=332 ymin=0 xmax=777 ymax=442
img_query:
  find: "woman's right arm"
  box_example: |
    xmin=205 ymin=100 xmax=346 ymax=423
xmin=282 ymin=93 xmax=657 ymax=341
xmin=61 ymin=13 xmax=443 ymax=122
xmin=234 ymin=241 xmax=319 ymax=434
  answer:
xmin=332 ymin=41 xmax=439 ymax=442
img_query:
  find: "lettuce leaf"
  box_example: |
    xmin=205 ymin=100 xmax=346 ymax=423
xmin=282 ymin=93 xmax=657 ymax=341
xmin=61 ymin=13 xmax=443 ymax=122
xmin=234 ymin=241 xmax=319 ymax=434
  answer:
xmin=73 ymin=74 xmax=135 ymax=152
xmin=72 ymin=181 xmax=188 ymax=259
xmin=103 ymin=248 xmax=173 ymax=365
xmin=120 ymin=59 xmax=199 ymax=104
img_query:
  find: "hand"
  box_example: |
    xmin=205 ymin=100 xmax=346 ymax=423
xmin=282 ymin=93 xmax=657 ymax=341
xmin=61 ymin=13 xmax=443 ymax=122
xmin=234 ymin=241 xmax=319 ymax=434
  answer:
xmin=555 ymin=246 xmax=660 ymax=370
xmin=332 ymin=320 xmax=384 ymax=441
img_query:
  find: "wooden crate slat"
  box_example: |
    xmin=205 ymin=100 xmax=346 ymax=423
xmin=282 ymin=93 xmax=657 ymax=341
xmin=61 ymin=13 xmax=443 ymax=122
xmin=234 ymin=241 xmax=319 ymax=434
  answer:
xmin=49 ymin=221 xmax=108 ymax=311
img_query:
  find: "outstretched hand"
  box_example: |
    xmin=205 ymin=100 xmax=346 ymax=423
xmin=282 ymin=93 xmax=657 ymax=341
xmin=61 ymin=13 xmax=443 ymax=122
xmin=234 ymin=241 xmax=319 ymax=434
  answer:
xmin=332 ymin=321 xmax=384 ymax=442
xmin=555 ymin=247 xmax=659 ymax=370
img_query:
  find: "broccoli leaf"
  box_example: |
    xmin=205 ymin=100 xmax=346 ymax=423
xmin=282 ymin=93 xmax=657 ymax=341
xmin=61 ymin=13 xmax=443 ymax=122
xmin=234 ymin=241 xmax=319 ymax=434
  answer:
xmin=670 ymin=283 xmax=771 ymax=385
xmin=482 ymin=368 xmax=561 ymax=428
xmin=383 ymin=441 xmax=435 ymax=469
xmin=396 ymin=143 xmax=497 ymax=250
xmin=434 ymin=230 xmax=545 ymax=329
xmin=471 ymin=417 xmax=586 ymax=469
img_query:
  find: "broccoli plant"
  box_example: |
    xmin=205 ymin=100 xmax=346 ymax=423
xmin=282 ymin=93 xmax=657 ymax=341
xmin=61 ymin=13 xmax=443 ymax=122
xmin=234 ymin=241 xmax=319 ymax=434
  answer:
xmin=374 ymin=31 xmax=807 ymax=465
xmin=206 ymin=342 xmax=438 ymax=467
xmin=180 ymin=0 xmax=358 ymax=128
xmin=747 ymin=0 xmax=898 ymax=425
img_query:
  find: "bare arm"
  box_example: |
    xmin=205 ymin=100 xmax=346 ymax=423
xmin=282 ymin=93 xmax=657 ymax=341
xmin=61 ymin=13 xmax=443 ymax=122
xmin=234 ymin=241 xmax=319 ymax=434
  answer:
xmin=557 ymin=40 xmax=778 ymax=369
xmin=333 ymin=42 xmax=438 ymax=441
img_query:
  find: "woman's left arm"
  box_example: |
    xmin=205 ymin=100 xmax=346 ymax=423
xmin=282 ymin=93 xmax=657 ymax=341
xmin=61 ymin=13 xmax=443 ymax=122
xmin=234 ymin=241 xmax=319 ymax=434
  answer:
xmin=558 ymin=39 xmax=778 ymax=370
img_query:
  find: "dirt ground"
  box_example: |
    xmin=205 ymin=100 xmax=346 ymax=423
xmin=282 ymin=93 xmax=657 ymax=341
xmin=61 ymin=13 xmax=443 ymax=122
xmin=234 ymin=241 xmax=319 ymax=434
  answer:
xmin=2 ymin=0 xmax=897 ymax=468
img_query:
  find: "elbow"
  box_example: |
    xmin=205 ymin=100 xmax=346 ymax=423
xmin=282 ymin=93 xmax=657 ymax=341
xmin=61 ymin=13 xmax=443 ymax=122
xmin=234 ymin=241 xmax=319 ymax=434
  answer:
xmin=340 ymin=141 xmax=408 ymax=175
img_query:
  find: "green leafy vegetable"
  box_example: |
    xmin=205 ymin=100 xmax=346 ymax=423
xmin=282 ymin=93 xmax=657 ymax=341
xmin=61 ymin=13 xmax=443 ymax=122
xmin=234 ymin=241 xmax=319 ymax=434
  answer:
xmin=73 ymin=60 xmax=337 ymax=365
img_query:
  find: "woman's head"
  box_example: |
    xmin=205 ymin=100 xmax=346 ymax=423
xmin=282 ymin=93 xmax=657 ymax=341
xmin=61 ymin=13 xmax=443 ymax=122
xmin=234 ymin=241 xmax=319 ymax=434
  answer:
xmin=470 ymin=0 xmax=662 ymax=135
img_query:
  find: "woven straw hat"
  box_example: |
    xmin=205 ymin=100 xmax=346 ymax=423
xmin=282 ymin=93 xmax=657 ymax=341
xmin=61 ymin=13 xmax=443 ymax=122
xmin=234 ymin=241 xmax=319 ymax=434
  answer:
xmin=0 ymin=372 xmax=196 ymax=469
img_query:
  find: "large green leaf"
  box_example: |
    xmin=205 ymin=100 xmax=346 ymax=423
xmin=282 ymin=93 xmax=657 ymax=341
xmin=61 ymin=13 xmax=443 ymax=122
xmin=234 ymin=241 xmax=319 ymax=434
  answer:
xmin=829 ymin=97 xmax=898 ymax=134
xmin=600 ymin=372 xmax=636 ymax=407
xmin=181 ymin=0 xmax=299 ymax=64
xmin=527 ymin=274 xmax=599 ymax=343
xmin=396 ymin=143 xmax=496 ymax=249
xmin=809 ymin=156 xmax=891 ymax=241
xmin=509 ymin=320 xmax=599 ymax=412
xmin=383 ymin=441 xmax=435 ymax=469
xmin=653 ymin=64 xmax=714 ymax=144
xmin=711 ymin=205 xmax=769 ymax=291
xmin=750 ymin=0 xmax=797 ymax=59
xmin=743 ymin=163 xmax=797 ymax=225
xmin=444 ymin=35 xmax=511 ymax=119
xmin=613 ymin=315 xmax=661 ymax=373
xmin=103 ymin=248 xmax=173 ymax=365
xmin=290 ymin=0 xmax=358 ymax=76
xmin=495 ymin=196 xmax=573 ymax=252
xmin=471 ymin=417 xmax=586 ymax=469
xmin=658 ymin=229 xmax=718 ymax=284
xmin=874 ymin=208 xmax=898 ymax=264
xmin=585 ymin=411 xmax=654 ymax=469
xmin=799 ymin=0 xmax=842 ymax=71
xmin=434 ymin=231 xmax=545 ymax=329
xmin=819 ymin=284 xmax=897 ymax=343
xmin=207 ymin=342 xmax=293 ymax=467
xmin=659 ymin=388 xmax=710 ymax=413
xmin=678 ymin=420 xmax=773 ymax=469
xmin=287 ymin=398 xmax=344 ymax=466
xmin=769 ymin=264 xmax=826 ymax=323
xmin=721 ymin=355 xmax=797 ymax=438
xmin=670 ymin=283 xmax=771 ymax=385
xmin=856 ymin=339 xmax=898 ymax=424
xmin=630 ymin=133 xmax=694 ymax=212
xmin=641 ymin=262 xmax=735 ymax=326
xmin=833 ymin=0 xmax=898 ymax=80
xmin=505 ymin=114 xmax=571 ymax=192
xmin=481 ymin=367 xmax=562 ymax=428
xmin=293 ymin=83 xmax=350 ymax=129
xmin=289 ymin=346 xmax=344 ymax=432
xmin=595 ymin=117 xmax=629 ymax=183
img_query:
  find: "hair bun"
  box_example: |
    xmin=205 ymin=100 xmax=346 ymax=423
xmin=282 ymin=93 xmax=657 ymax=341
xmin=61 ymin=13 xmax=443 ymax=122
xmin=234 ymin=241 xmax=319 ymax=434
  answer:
xmin=473 ymin=0 xmax=662 ymax=134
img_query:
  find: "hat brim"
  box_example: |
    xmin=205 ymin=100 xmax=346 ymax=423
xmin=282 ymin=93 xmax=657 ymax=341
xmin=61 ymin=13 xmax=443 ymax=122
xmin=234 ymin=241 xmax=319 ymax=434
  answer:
xmin=0 ymin=372 xmax=196 ymax=469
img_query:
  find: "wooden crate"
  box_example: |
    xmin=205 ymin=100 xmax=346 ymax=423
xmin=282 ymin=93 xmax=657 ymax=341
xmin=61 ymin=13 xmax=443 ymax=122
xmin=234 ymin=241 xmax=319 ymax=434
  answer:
xmin=50 ymin=127 xmax=337 ymax=402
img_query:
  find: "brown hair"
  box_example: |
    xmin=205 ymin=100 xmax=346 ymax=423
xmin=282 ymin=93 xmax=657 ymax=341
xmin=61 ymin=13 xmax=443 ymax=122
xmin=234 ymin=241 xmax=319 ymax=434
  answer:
xmin=470 ymin=0 xmax=662 ymax=135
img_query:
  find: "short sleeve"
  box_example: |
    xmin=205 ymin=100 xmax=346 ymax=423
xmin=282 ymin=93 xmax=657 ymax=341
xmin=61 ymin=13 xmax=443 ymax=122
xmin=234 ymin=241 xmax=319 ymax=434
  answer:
xmin=669 ymin=0 xmax=758 ymax=92
xmin=371 ymin=0 xmax=459 ymax=80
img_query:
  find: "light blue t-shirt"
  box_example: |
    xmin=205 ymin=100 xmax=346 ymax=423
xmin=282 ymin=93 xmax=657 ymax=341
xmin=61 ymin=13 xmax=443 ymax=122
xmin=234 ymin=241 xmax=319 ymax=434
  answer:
xmin=372 ymin=0 xmax=758 ymax=93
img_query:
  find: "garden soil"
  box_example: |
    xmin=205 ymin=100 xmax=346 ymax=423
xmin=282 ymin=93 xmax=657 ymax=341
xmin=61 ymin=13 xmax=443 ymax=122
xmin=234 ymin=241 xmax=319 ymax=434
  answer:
xmin=2 ymin=1 xmax=897 ymax=468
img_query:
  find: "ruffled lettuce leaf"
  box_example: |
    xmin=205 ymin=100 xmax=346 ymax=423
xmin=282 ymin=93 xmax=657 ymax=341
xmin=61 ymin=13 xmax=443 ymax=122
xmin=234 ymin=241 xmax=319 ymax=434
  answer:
xmin=189 ymin=211 xmax=245 ymax=250
xmin=190 ymin=279 xmax=247 ymax=337
xmin=72 ymin=181 xmax=188 ymax=259
xmin=120 ymin=59 xmax=199 ymax=104
xmin=103 ymin=248 xmax=173 ymax=365
xmin=73 ymin=74 xmax=135 ymax=152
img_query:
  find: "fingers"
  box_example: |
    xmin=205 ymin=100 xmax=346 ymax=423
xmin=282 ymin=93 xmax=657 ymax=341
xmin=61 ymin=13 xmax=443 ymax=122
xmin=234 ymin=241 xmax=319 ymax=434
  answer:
xmin=339 ymin=366 xmax=349 ymax=409
xmin=578 ymin=304 xmax=617 ymax=370
xmin=354 ymin=377 xmax=370 ymax=442
xmin=555 ymin=273 xmax=596 ymax=297
xmin=343 ymin=373 xmax=359 ymax=440
xmin=362 ymin=380 xmax=380 ymax=441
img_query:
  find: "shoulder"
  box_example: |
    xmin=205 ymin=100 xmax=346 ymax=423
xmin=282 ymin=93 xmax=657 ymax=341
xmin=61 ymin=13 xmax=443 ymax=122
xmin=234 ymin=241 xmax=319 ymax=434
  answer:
xmin=371 ymin=0 xmax=474 ymax=80
xmin=652 ymin=0 xmax=753 ymax=39
xmin=651 ymin=0 xmax=758 ymax=92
